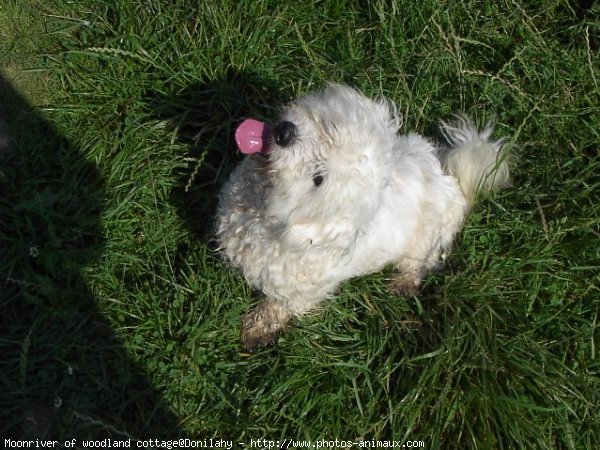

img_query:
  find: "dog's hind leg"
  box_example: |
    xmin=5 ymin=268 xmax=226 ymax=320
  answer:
xmin=389 ymin=257 xmax=430 ymax=296
xmin=389 ymin=239 xmax=443 ymax=296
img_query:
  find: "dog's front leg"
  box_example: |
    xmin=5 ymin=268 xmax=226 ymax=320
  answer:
xmin=242 ymin=297 xmax=293 ymax=351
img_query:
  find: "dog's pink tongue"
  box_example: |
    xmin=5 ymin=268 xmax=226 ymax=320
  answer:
xmin=235 ymin=119 xmax=271 ymax=154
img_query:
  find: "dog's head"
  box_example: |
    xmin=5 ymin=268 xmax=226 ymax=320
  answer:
xmin=244 ymin=84 xmax=402 ymax=253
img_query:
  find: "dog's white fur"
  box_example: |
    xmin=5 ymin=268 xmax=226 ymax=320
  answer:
xmin=216 ymin=84 xmax=509 ymax=349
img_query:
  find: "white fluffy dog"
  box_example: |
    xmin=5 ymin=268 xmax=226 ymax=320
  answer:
xmin=216 ymin=84 xmax=509 ymax=350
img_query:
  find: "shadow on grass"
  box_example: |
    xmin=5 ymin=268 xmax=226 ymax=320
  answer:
xmin=0 ymin=75 xmax=185 ymax=440
xmin=149 ymin=70 xmax=287 ymax=247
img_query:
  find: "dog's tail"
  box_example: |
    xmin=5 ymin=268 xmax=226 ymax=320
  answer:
xmin=439 ymin=116 xmax=510 ymax=205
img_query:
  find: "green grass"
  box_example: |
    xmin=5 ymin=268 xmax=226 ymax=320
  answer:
xmin=1 ymin=0 xmax=598 ymax=447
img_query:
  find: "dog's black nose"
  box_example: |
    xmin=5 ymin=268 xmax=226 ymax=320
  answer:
xmin=274 ymin=121 xmax=296 ymax=147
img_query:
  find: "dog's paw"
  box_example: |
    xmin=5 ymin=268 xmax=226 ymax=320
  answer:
xmin=241 ymin=298 xmax=291 ymax=351
xmin=388 ymin=274 xmax=421 ymax=297
xmin=242 ymin=312 xmax=283 ymax=351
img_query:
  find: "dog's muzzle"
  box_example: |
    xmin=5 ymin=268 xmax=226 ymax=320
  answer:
xmin=235 ymin=119 xmax=297 ymax=155
xmin=273 ymin=121 xmax=296 ymax=147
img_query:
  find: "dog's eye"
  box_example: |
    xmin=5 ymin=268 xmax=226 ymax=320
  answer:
xmin=274 ymin=121 xmax=297 ymax=147
xmin=312 ymin=174 xmax=324 ymax=187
